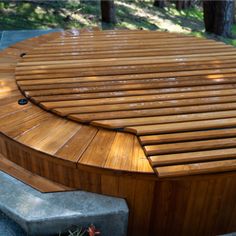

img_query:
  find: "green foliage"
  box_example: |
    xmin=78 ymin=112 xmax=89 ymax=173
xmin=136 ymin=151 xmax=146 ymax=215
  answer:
xmin=58 ymin=224 xmax=100 ymax=236
xmin=0 ymin=0 xmax=235 ymax=46
xmin=0 ymin=0 xmax=92 ymax=29
xmin=0 ymin=0 xmax=204 ymax=30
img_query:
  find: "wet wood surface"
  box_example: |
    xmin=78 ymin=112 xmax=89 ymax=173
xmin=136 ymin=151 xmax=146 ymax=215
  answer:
xmin=15 ymin=29 xmax=236 ymax=177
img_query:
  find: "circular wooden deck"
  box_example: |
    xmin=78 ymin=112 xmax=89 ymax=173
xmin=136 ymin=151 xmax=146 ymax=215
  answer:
xmin=1 ymin=29 xmax=236 ymax=236
xmin=15 ymin=29 xmax=236 ymax=177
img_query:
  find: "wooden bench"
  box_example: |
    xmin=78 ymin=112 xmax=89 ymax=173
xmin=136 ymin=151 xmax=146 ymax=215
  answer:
xmin=0 ymin=29 xmax=236 ymax=235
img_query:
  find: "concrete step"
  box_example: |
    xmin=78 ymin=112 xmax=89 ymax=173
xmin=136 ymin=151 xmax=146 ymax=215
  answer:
xmin=0 ymin=171 xmax=128 ymax=236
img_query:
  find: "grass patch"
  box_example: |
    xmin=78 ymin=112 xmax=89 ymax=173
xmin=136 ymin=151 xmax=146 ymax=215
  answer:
xmin=0 ymin=0 xmax=235 ymax=46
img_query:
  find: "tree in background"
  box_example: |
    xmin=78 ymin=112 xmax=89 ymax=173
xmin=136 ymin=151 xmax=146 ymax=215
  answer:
xmin=154 ymin=0 xmax=165 ymax=8
xmin=174 ymin=0 xmax=192 ymax=10
xmin=101 ymin=0 xmax=116 ymax=24
xmin=203 ymin=0 xmax=234 ymax=37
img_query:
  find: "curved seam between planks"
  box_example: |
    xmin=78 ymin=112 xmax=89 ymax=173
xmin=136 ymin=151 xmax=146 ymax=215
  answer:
xmin=0 ymin=33 xmax=154 ymax=176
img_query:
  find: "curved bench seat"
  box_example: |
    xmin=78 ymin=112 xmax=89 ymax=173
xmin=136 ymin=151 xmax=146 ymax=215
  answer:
xmin=1 ymin=29 xmax=236 ymax=236
xmin=0 ymin=87 xmax=152 ymax=174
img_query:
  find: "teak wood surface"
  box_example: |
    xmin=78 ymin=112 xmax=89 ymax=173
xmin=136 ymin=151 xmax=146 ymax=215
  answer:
xmin=0 ymin=29 xmax=236 ymax=236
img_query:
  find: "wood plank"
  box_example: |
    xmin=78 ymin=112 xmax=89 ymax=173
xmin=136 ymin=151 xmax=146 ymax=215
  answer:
xmin=92 ymin=109 xmax=236 ymax=129
xmin=52 ymin=95 xmax=236 ymax=116
xmin=48 ymin=30 xmax=188 ymax=37
xmin=15 ymin=67 xmax=236 ymax=80
xmin=17 ymin=60 xmax=236 ymax=91
xmin=145 ymin=137 xmax=236 ymax=155
xmin=155 ymin=159 xmax=236 ymax=178
xmin=16 ymin=71 xmax=236 ymax=86
xmin=139 ymin=128 xmax=236 ymax=145
xmin=15 ymin=52 xmax=236 ymax=72
xmin=31 ymin=84 xmax=236 ymax=103
xmin=4 ymin=111 xmax=51 ymax=138
xmin=16 ymin=61 xmax=236 ymax=82
xmin=131 ymin=135 xmax=154 ymax=173
xmin=22 ymin=45 xmax=232 ymax=62
xmin=149 ymin=148 xmax=236 ymax=166
xmin=24 ymin=44 xmax=231 ymax=58
xmin=0 ymin=94 xmax=23 ymax=107
xmin=16 ymin=117 xmax=81 ymax=155
xmin=125 ymin=117 xmax=236 ymax=135
xmin=26 ymin=42 xmax=226 ymax=58
xmin=55 ymin=125 xmax=98 ymax=163
xmin=38 ymin=88 xmax=236 ymax=109
xmin=0 ymin=96 xmax=32 ymax=117
xmin=78 ymin=129 xmax=117 ymax=167
xmin=0 ymin=107 xmax=43 ymax=131
xmin=104 ymin=132 xmax=153 ymax=173
xmin=24 ymin=76 xmax=236 ymax=96
xmin=0 ymin=154 xmax=73 ymax=192
xmin=71 ymin=102 xmax=236 ymax=123
xmin=18 ymin=60 xmax=236 ymax=89
xmin=30 ymin=40 xmax=224 ymax=54
xmin=30 ymin=43 xmax=223 ymax=56
xmin=37 ymin=37 xmax=211 ymax=47
xmin=42 ymin=33 xmax=199 ymax=43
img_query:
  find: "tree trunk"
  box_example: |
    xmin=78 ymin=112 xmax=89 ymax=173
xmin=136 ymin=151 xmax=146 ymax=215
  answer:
xmin=101 ymin=0 xmax=116 ymax=24
xmin=234 ymin=0 xmax=236 ymax=23
xmin=203 ymin=0 xmax=234 ymax=37
xmin=203 ymin=1 xmax=216 ymax=33
xmin=175 ymin=0 xmax=183 ymax=10
xmin=175 ymin=0 xmax=191 ymax=10
xmin=215 ymin=0 xmax=234 ymax=37
xmin=154 ymin=0 xmax=165 ymax=8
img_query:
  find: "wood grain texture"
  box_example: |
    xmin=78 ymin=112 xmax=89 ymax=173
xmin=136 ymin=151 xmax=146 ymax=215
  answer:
xmin=14 ymin=29 xmax=236 ymax=178
xmin=0 ymin=154 xmax=73 ymax=192
xmin=0 ymin=29 xmax=235 ymax=236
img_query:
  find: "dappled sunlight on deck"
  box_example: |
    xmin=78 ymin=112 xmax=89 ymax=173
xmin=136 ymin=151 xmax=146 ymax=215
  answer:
xmin=0 ymin=82 xmax=13 ymax=97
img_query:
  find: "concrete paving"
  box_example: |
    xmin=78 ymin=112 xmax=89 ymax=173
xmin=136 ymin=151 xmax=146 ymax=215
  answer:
xmin=0 ymin=29 xmax=62 ymax=50
xmin=0 ymin=171 xmax=128 ymax=236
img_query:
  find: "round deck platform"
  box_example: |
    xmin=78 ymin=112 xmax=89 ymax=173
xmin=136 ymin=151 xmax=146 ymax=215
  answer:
xmin=15 ymin=29 xmax=236 ymax=177
xmin=1 ymin=29 xmax=236 ymax=236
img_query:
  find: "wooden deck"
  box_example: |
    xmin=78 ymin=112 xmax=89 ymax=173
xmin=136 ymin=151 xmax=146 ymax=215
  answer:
xmin=15 ymin=29 xmax=236 ymax=177
xmin=0 ymin=29 xmax=236 ymax=235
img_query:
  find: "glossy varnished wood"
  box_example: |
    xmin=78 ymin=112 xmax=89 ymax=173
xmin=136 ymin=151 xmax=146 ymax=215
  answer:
xmin=0 ymin=29 xmax=236 ymax=236
xmin=15 ymin=29 xmax=236 ymax=178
